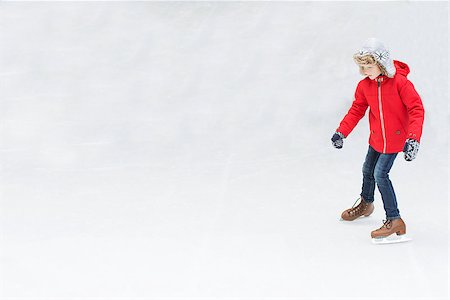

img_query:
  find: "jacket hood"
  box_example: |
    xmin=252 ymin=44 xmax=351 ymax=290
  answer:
xmin=394 ymin=60 xmax=410 ymax=77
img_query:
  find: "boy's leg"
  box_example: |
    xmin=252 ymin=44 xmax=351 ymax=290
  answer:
xmin=374 ymin=153 xmax=400 ymax=220
xmin=340 ymin=146 xmax=378 ymax=221
xmin=361 ymin=146 xmax=380 ymax=203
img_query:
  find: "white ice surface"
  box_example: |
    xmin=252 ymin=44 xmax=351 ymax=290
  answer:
xmin=0 ymin=2 xmax=448 ymax=299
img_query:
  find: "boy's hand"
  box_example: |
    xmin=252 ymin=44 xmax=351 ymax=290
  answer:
xmin=403 ymin=139 xmax=420 ymax=161
xmin=331 ymin=132 xmax=345 ymax=149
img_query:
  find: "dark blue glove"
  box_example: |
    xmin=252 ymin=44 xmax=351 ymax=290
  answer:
xmin=331 ymin=132 xmax=345 ymax=149
xmin=403 ymin=139 xmax=420 ymax=161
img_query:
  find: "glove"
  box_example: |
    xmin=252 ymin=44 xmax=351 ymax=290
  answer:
xmin=331 ymin=132 xmax=345 ymax=149
xmin=403 ymin=138 xmax=420 ymax=161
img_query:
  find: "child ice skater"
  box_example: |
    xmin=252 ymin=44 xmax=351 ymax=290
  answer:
xmin=331 ymin=38 xmax=424 ymax=243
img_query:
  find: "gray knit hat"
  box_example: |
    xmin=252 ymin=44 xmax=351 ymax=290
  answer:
xmin=355 ymin=38 xmax=396 ymax=78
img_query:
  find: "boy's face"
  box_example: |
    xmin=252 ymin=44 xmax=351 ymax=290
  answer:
xmin=361 ymin=64 xmax=382 ymax=80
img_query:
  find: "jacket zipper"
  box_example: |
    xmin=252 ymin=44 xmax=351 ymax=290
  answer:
xmin=377 ymin=78 xmax=387 ymax=153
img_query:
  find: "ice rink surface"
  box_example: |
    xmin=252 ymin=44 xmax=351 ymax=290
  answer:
xmin=0 ymin=1 xmax=448 ymax=299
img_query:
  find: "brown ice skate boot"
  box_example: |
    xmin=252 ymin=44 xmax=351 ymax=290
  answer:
xmin=340 ymin=197 xmax=374 ymax=221
xmin=371 ymin=218 xmax=406 ymax=239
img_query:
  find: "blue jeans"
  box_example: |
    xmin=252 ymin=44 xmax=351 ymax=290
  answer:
xmin=361 ymin=146 xmax=400 ymax=220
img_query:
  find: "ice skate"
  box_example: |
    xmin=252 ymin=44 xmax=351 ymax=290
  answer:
xmin=340 ymin=197 xmax=374 ymax=221
xmin=371 ymin=218 xmax=412 ymax=244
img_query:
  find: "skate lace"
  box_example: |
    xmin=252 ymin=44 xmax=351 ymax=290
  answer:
xmin=381 ymin=220 xmax=392 ymax=229
xmin=348 ymin=198 xmax=364 ymax=216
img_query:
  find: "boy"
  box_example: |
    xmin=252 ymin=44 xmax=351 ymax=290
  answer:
xmin=331 ymin=38 xmax=424 ymax=244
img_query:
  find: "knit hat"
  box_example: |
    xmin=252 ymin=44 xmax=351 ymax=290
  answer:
xmin=354 ymin=38 xmax=396 ymax=78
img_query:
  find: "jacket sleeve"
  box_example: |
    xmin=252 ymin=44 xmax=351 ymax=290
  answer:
xmin=336 ymin=82 xmax=368 ymax=138
xmin=399 ymin=80 xmax=425 ymax=142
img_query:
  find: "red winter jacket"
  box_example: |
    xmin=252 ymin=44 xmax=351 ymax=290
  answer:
xmin=337 ymin=60 xmax=424 ymax=154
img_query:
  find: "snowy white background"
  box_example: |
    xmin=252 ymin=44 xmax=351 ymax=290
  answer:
xmin=0 ymin=1 xmax=448 ymax=299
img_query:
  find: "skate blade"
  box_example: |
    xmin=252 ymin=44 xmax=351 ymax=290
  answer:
xmin=372 ymin=234 xmax=412 ymax=245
